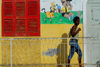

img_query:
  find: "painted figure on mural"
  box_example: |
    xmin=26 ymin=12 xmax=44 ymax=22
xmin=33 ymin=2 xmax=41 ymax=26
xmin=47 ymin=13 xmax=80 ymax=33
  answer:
xmin=61 ymin=0 xmax=75 ymax=21
xmin=41 ymin=2 xmax=55 ymax=19
xmin=56 ymin=4 xmax=61 ymax=13
xmin=46 ymin=2 xmax=55 ymax=18
xmin=67 ymin=16 xmax=82 ymax=67
xmin=41 ymin=8 xmax=46 ymax=13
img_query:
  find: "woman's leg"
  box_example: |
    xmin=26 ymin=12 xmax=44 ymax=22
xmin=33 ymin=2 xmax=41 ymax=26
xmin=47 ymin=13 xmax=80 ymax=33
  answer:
xmin=67 ymin=46 xmax=76 ymax=67
xmin=76 ymin=45 xmax=82 ymax=67
xmin=78 ymin=58 xmax=82 ymax=67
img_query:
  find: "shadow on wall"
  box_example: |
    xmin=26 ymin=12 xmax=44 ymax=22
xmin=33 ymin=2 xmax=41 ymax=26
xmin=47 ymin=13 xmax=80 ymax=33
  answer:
xmin=57 ymin=33 xmax=68 ymax=67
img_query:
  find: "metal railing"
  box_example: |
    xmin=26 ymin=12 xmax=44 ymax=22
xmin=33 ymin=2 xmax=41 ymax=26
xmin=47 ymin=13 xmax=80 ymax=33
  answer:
xmin=0 ymin=37 xmax=100 ymax=67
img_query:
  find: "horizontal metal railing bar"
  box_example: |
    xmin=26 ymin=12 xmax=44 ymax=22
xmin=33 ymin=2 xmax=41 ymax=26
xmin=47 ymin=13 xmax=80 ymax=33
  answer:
xmin=0 ymin=37 xmax=97 ymax=40
xmin=0 ymin=63 xmax=99 ymax=66
xmin=1 ymin=42 xmax=100 ymax=45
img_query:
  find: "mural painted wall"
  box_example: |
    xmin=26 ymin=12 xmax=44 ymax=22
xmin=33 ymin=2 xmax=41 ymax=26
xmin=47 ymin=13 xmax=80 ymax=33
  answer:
xmin=0 ymin=0 xmax=84 ymax=67
xmin=40 ymin=0 xmax=83 ymax=24
xmin=41 ymin=0 xmax=84 ymax=67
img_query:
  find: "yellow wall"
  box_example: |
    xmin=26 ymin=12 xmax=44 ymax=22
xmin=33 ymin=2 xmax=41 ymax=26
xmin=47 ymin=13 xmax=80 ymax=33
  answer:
xmin=0 ymin=0 xmax=83 ymax=67
xmin=41 ymin=24 xmax=83 ymax=67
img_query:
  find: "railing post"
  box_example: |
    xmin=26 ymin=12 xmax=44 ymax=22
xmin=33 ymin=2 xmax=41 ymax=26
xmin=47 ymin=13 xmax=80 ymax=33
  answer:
xmin=10 ymin=39 xmax=13 ymax=67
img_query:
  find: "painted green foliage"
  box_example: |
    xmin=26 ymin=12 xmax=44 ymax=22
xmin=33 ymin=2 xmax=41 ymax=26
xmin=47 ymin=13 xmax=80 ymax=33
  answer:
xmin=41 ymin=11 xmax=83 ymax=24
